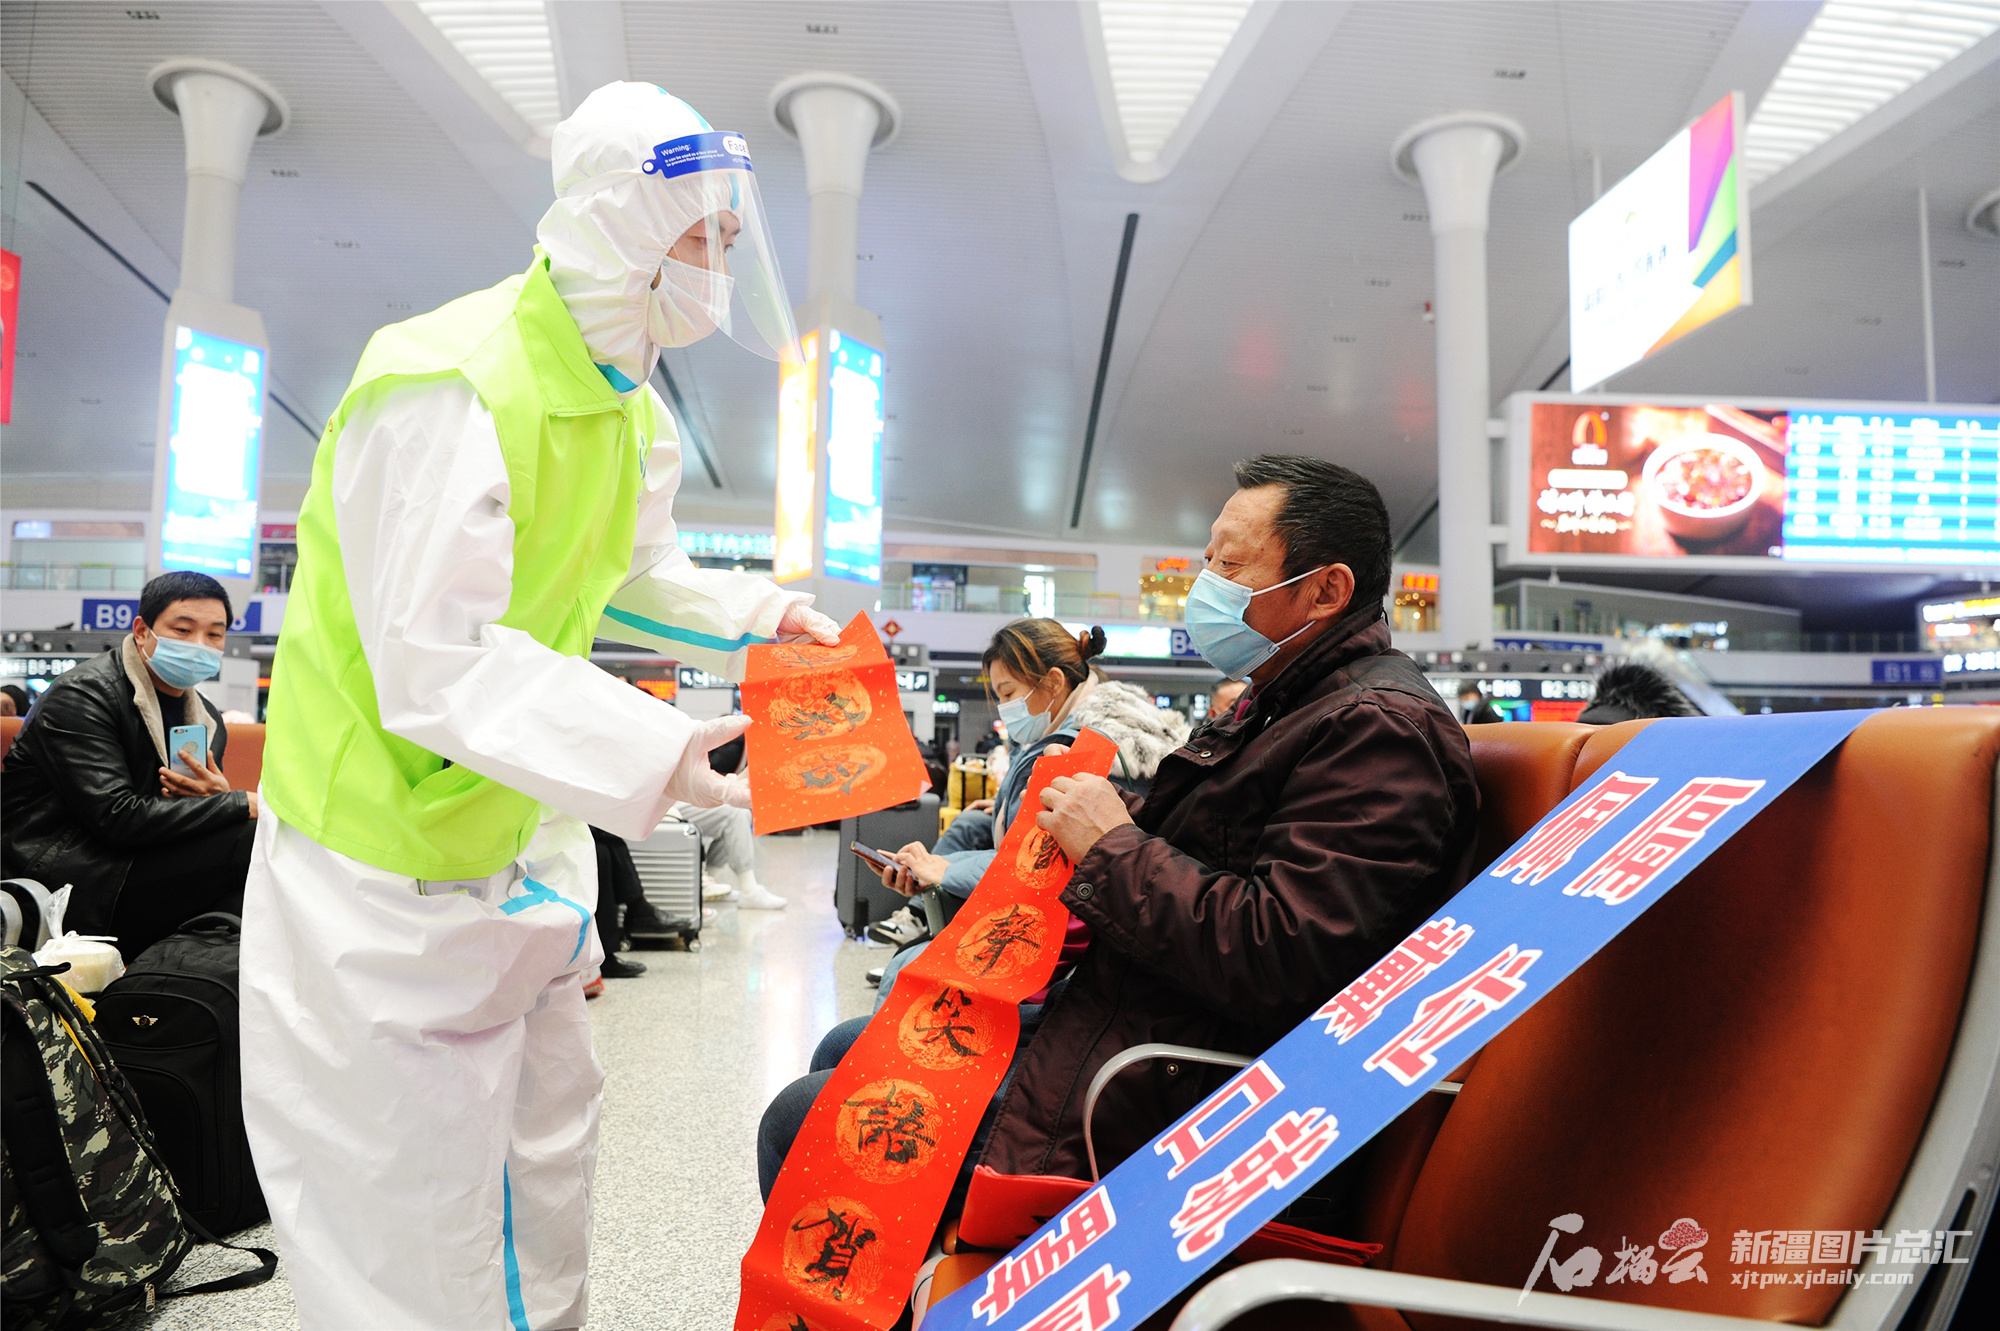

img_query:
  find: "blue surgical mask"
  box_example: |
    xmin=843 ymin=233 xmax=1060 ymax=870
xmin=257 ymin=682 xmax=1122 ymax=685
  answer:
xmin=146 ymin=635 xmax=223 ymax=689
xmin=997 ymin=693 xmax=1053 ymax=748
xmin=1184 ymin=565 xmax=1327 ymax=681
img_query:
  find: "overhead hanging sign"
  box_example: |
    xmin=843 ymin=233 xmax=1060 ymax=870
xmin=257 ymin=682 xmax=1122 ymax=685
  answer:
xmin=0 ymin=248 xmax=18 ymax=424
xmin=925 ymin=709 xmax=1872 ymax=1331
xmin=160 ymin=325 xmax=266 ymax=579
xmin=1569 ymin=92 xmax=1749 ymax=391
xmin=1510 ymin=393 xmax=2000 ymax=571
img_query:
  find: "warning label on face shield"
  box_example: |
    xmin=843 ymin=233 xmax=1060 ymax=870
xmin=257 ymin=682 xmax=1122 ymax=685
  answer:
xmin=644 ymin=131 xmax=754 ymax=179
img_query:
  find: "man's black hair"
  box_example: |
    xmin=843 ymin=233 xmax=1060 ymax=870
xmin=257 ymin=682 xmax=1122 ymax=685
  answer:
xmin=1577 ymin=662 xmax=1699 ymax=725
xmin=1232 ymin=454 xmax=1392 ymax=611
xmin=138 ymin=571 xmax=233 ymax=629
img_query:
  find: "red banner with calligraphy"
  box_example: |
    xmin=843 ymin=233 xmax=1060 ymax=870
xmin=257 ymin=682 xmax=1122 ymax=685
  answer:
xmin=741 ymin=613 xmax=931 ymax=834
xmin=736 ymin=728 xmax=1120 ymax=1330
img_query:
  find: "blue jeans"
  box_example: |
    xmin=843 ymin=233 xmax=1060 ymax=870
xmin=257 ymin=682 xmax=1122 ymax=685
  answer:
xmin=756 ymin=986 xmax=1059 ymax=1202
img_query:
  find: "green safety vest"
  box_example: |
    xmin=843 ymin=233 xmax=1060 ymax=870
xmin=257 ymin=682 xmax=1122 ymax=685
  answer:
xmin=262 ymin=253 xmax=650 ymax=879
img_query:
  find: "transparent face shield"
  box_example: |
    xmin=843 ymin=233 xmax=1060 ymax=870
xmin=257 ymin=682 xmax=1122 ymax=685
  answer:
xmin=642 ymin=132 xmax=799 ymax=361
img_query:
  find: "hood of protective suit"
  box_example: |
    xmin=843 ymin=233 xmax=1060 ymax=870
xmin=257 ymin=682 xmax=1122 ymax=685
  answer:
xmin=537 ymin=83 xmax=738 ymax=393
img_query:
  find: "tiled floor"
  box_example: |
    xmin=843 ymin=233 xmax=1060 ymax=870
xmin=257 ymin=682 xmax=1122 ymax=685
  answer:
xmin=119 ymin=828 xmax=881 ymax=1329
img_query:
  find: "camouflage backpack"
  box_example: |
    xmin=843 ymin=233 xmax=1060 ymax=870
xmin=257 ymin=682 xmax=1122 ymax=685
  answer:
xmin=1 ymin=946 xmax=274 ymax=1328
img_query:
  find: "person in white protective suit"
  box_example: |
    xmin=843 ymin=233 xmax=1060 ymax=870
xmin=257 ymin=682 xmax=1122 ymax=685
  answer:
xmin=241 ymin=84 xmax=836 ymax=1330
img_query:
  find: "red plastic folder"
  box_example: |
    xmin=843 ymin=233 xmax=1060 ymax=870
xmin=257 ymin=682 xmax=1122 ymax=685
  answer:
xmin=742 ymin=614 xmax=929 ymax=834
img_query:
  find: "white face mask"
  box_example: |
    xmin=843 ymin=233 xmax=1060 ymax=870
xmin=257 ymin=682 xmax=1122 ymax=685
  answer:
xmin=646 ymin=256 xmax=734 ymax=349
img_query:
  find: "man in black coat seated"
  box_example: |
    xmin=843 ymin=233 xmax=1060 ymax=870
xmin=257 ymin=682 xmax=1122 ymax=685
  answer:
xmin=2 ymin=572 xmax=257 ymax=959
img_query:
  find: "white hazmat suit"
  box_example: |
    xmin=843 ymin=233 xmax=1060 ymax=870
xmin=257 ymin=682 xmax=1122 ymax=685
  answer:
xmin=240 ymin=86 xmax=832 ymax=1330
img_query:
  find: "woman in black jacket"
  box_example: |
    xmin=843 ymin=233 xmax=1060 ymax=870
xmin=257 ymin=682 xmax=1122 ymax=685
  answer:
xmin=1 ymin=573 xmax=256 ymax=958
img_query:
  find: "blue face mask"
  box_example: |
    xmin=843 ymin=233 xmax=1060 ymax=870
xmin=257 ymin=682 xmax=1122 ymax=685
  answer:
xmin=1184 ymin=565 xmax=1327 ymax=681
xmin=146 ymin=635 xmax=224 ymax=689
xmin=997 ymin=691 xmax=1054 ymax=748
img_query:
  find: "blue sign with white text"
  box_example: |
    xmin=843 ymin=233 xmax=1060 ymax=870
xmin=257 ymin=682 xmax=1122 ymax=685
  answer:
xmin=926 ymin=710 xmax=1873 ymax=1331
xmin=1871 ymin=659 xmax=1942 ymax=686
xmin=81 ymin=598 xmax=258 ymax=634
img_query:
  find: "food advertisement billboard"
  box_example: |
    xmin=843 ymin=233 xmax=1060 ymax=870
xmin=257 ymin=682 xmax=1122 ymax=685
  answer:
xmin=1510 ymin=393 xmax=2000 ymax=572
xmin=1569 ymin=93 xmax=1749 ymax=390
xmin=161 ymin=326 xmax=265 ymax=578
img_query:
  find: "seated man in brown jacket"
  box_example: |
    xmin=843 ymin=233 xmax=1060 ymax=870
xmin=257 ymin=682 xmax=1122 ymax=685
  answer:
xmin=757 ymin=454 xmax=1479 ymax=1201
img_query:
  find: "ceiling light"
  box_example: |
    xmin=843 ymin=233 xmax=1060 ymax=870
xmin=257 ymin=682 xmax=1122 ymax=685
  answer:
xmin=1090 ymin=0 xmax=1253 ymax=173
xmin=1742 ymin=1 xmax=2000 ymax=188
xmin=415 ymin=0 xmax=562 ymax=137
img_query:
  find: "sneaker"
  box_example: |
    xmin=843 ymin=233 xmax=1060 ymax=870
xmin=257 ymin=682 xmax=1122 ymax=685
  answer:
xmin=601 ymin=954 xmax=648 ymax=979
xmin=865 ymin=966 xmax=886 ymax=988
xmin=867 ymin=906 xmax=928 ymax=948
xmin=582 ymin=972 xmax=605 ymax=999
xmin=703 ymin=874 xmax=737 ymax=902
xmin=738 ymin=882 xmax=788 ymax=910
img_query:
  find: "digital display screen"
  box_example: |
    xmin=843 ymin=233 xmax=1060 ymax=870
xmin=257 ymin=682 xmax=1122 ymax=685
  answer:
xmin=773 ymin=337 xmax=817 ymax=583
xmin=1517 ymin=396 xmax=2000 ymax=570
xmin=162 ymin=326 xmax=264 ymax=577
xmin=822 ymin=331 xmax=883 ymax=584
xmin=1570 ymin=94 xmax=1747 ymax=390
xmin=1781 ymin=411 xmax=2000 ymax=564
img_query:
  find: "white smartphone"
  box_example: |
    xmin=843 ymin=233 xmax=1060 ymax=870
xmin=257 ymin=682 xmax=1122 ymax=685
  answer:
xmin=168 ymin=723 xmax=207 ymax=776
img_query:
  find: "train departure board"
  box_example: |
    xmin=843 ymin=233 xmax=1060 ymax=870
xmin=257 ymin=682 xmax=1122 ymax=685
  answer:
xmin=1509 ymin=393 xmax=2000 ymax=572
xmin=1781 ymin=410 xmax=2000 ymax=564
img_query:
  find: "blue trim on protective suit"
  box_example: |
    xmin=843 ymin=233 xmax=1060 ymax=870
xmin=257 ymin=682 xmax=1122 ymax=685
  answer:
xmin=595 ymin=362 xmax=638 ymax=392
xmin=500 ymin=877 xmax=592 ymax=963
xmin=502 ymin=1165 xmax=530 ymax=1331
xmin=601 ymin=603 xmax=772 ymax=654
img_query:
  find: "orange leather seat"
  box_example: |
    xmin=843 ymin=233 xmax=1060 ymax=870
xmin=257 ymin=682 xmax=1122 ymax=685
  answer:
xmin=1376 ymin=708 xmax=1999 ymax=1327
xmin=0 ymin=715 xmax=263 ymax=788
xmin=220 ymin=721 xmax=265 ymax=791
xmin=932 ymin=712 xmax=2000 ymax=1330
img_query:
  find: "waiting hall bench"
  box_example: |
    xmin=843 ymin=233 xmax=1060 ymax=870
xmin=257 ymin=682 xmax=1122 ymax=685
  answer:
xmin=920 ymin=711 xmax=2000 ymax=1331
xmin=0 ymin=716 xmax=265 ymax=791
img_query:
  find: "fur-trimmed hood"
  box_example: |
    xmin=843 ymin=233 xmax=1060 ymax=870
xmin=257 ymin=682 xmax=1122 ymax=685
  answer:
xmin=1069 ymin=677 xmax=1191 ymax=782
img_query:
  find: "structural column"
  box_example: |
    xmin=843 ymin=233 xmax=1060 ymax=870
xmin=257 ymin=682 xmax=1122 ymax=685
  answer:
xmin=1393 ymin=113 xmax=1523 ymax=651
xmin=769 ymin=73 xmax=900 ymax=622
xmin=145 ymin=58 xmax=287 ymax=598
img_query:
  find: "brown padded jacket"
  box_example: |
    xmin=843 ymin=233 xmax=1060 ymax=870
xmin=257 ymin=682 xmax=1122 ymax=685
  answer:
xmin=978 ymin=606 xmax=1481 ymax=1180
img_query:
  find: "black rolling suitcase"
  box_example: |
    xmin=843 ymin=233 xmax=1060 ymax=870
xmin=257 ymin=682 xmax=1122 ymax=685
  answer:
xmin=94 ymin=913 xmax=267 ymax=1235
xmin=835 ymin=793 xmax=941 ymax=937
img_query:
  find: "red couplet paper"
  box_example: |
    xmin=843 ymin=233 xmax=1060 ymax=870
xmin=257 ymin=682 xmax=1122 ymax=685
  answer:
xmin=741 ymin=613 xmax=931 ymax=835
xmin=736 ymin=729 xmax=1121 ymax=1331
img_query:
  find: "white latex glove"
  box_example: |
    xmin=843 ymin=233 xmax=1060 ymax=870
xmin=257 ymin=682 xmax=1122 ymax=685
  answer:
xmin=777 ymin=602 xmax=842 ymax=645
xmin=666 ymin=714 xmax=755 ymax=809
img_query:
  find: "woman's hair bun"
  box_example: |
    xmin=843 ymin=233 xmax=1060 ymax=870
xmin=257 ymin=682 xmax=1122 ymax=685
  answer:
xmin=1078 ymin=625 xmax=1107 ymax=661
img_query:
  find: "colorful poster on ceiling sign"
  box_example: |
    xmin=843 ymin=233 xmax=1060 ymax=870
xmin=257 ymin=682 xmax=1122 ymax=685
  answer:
xmin=737 ymin=730 xmax=1121 ymax=1331
xmin=1570 ymin=93 xmax=1749 ymax=391
xmin=0 ymin=248 xmax=18 ymax=424
xmin=740 ymin=613 xmax=929 ymax=834
xmin=1526 ymin=400 xmax=1786 ymax=557
xmin=924 ymin=709 xmax=1872 ymax=1331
